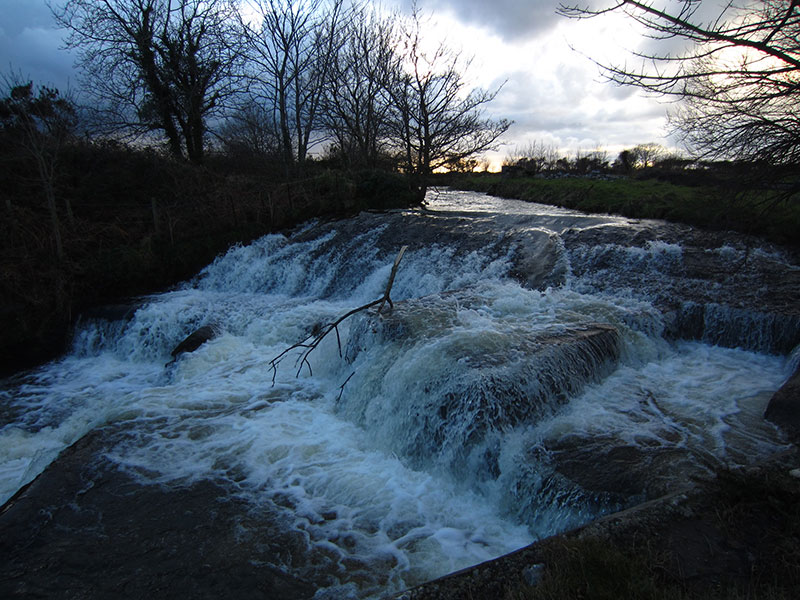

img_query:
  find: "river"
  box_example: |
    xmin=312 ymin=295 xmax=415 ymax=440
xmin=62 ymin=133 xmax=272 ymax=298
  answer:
xmin=1 ymin=189 xmax=798 ymax=598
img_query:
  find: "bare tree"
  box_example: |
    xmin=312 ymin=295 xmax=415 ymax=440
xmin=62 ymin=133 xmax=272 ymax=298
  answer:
xmin=559 ymin=0 xmax=800 ymax=194
xmin=0 ymin=79 xmax=78 ymax=260
xmin=388 ymin=7 xmax=510 ymax=203
xmin=51 ymin=0 xmax=241 ymax=163
xmin=217 ymin=100 xmax=280 ymax=162
xmin=630 ymin=142 xmax=665 ymax=169
xmin=503 ymin=141 xmax=561 ymax=175
xmin=240 ymin=0 xmax=345 ymax=174
xmin=321 ymin=2 xmax=399 ymax=169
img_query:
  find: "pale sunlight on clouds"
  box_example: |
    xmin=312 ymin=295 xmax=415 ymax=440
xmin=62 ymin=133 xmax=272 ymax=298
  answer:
xmin=0 ymin=0 xmax=681 ymax=164
xmin=413 ymin=0 xmax=677 ymax=165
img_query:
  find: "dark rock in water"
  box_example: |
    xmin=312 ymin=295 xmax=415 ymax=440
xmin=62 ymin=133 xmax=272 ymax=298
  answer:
xmin=78 ymin=302 xmax=141 ymax=323
xmin=546 ymin=439 xmax=688 ymax=498
xmin=342 ymin=293 xmax=620 ymax=472
xmin=0 ymin=426 xmax=317 ymax=600
xmin=507 ymin=434 xmax=708 ymax=534
xmin=764 ymin=367 xmax=800 ymax=444
xmin=508 ymin=229 xmax=567 ymax=290
xmin=168 ymin=324 xmax=221 ymax=363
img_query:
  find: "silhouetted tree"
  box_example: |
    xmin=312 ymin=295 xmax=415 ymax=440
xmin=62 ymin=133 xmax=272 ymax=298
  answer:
xmin=504 ymin=141 xmax=560 ymax=175
xmin=217 ymin=100 xmax=280 ymax=164
xmin=573 ymin=148 xmax=609 ymax=174
xmin=389 ymin=7 xmax=510 ymax=202
xmin=613 ymin=149 xmax=634 ymax=174
xmin=0 ymin=79 xmax=78 ymax=260
xmin=321 ymin=2 xmax=398 ymax=169
xmin=52 ymin=0 xmax=241 ymax=163
xmin=630 ymin=143 xmax=665 ymax=169
xmin=239 ymin=0 xmax=345 ymax=175
xmin=559 ymin=0 xmax=800 ymax=197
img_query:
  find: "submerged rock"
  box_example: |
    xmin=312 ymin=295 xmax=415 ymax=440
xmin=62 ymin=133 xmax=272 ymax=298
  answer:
xmin=341 ymin=293 xmax=620 ymax=472
xmin=167 ymin=324 xmax=221 ymax=364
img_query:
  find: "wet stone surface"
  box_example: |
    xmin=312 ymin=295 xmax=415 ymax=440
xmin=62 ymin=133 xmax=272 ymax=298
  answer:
xmin=0 ymin=427 xmax=317 ymax=600
xmin=294 ymin=204 xmax=800 ymax=352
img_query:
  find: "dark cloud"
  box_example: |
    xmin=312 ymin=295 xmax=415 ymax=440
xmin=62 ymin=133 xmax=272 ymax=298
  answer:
xmin=427 ymin=0 xmax=562 ymax=41
xmin=0 ymin=0 xmax=74 ymax=89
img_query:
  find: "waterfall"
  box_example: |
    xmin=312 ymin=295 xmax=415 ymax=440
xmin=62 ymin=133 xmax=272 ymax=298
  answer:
xmin=1 ymin=189 xmax=796 ymax=598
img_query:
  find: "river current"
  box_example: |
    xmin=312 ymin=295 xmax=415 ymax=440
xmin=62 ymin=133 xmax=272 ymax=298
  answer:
xmin=1 ymin=189 xmax=797 ymax=598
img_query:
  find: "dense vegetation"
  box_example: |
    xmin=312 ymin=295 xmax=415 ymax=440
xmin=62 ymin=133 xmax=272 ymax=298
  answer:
xmin=0 ymin=137 xmax=415 ymax=375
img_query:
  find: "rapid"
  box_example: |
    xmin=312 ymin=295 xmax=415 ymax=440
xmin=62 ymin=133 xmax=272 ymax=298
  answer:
xmin=1 ymin=189 xmax=798 ymax=598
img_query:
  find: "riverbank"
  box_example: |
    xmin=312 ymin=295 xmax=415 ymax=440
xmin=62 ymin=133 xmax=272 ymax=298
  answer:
xmin=394 ymin=452 xmax=800 ymax=600
xmin=440 ymin=172 xmax=800 ymax=248
xmin=1 ymin=143 xmax=415 ymax=375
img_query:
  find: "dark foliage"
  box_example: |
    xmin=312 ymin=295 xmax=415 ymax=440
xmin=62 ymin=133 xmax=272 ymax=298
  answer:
xmin=0 ymin=133 xmax=414 ymax=375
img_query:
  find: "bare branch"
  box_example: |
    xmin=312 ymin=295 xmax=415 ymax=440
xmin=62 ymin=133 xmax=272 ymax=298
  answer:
xmin=559 ymin=0 xmax=800 ymax=182
xmin=268 ymin=245 xmax=409 ymax=384
xmin=50 ymin=0 xmax=242 ymax=162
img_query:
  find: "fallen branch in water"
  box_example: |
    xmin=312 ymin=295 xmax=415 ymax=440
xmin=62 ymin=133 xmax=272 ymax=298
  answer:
xmin=268 ymin=246 xmax=408 ymax=384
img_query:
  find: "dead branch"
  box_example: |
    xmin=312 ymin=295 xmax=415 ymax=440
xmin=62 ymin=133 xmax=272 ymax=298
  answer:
xmin=268 ymin=245 xmax=408 ymax=384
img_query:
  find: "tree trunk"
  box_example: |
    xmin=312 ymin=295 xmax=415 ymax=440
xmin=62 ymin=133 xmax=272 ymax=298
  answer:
xmin=44 ymin=178 xmax=64 ymax=261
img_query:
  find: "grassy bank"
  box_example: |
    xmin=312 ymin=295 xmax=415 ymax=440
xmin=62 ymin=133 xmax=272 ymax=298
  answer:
xmin=1 ymin=143 xmax=415 ymax=375
xmin=443 ymin=173 xmax=800 ymax=247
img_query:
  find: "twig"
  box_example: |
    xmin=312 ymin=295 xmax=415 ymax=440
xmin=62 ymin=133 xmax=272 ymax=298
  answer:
xmin=268 ymin=246 xmax=409 ymax=384
xmin=337 ymin=371 xmax=356 ymax=401
xmin=378 ymin=245 xmax=407 ymax=313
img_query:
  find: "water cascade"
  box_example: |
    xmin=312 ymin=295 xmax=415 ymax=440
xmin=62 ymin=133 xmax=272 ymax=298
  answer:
xmin=1 ymin=189 xmax=798 ymax=598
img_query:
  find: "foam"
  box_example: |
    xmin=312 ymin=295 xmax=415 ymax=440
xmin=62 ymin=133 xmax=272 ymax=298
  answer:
xmin=0 ymin=188 xmax=794 ymax=597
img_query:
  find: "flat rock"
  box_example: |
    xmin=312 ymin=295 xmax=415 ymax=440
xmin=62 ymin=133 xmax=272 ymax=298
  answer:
xmin=764 ymin=366 xmax=800 ymax=444
xmin=0 ymin=426 xmax=316 ymax=600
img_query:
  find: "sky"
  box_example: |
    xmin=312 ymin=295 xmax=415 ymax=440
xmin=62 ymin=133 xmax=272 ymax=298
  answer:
xmin=0 ymin=0 xmax=686 ymax=168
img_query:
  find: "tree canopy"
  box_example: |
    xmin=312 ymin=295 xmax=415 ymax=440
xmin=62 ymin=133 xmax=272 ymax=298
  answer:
xmin=48 ymin=0 xmax=507 ymax=187
xmin=51 ymin=0 xmax=242 ymax=163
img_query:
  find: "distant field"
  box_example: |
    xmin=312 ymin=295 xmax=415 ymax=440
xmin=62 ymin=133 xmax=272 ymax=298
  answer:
xmin=444 ymin=173 xmax=800 ymax=247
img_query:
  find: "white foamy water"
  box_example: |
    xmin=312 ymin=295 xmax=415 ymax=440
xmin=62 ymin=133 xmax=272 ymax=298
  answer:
xmin=0 ymin=189 xmax=795 ymax=597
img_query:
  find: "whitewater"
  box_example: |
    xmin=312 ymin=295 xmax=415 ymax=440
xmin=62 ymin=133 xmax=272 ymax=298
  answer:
xmin=1 ymin=189 xmax=797 ymax=598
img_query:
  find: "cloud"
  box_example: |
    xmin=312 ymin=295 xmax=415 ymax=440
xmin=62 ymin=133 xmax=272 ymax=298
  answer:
xmin=420 ymin=0 xmax=562 ymax=41
xmin=1 ymin=0 xmax=679 ymax=160
xmin=485 ymin=56 xmax=671 ymax=158
xmin=0 ymin=0 xmax=75 ymax=90
xmin=0 ymin=0 xmax=55 ymax=36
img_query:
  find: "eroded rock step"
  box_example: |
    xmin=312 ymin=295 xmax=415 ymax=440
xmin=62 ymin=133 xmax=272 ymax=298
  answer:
xmin=0 ymin=426 xmax=318 ymax=600
xmin=341 ymin=294 xmax=621 ymax=472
